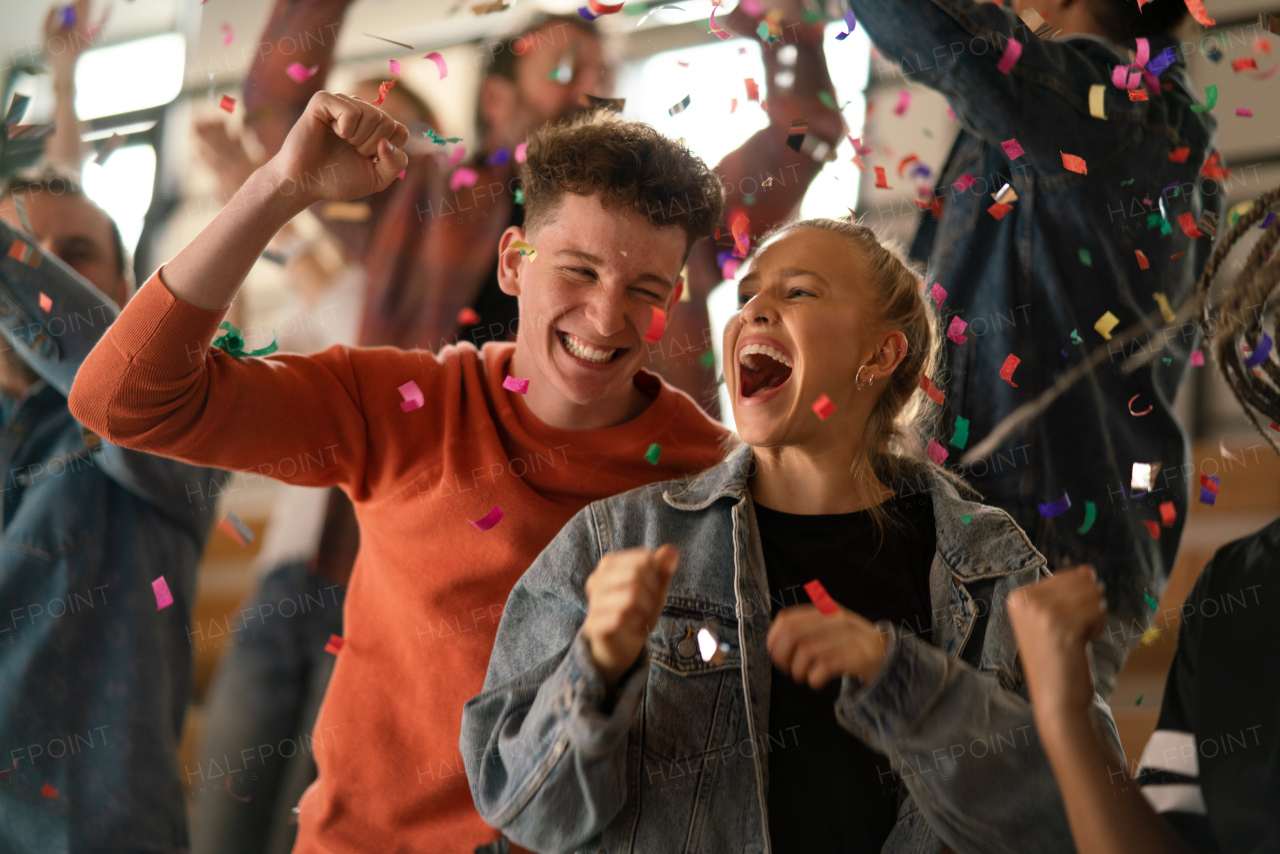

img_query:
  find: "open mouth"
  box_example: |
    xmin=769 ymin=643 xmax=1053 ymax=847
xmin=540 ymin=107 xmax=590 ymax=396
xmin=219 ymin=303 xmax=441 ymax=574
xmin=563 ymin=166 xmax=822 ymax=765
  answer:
xmin=559 ymin=331 xmax=624 ymax=364
xmin=739 ymin=344 xmax=793 ymax=398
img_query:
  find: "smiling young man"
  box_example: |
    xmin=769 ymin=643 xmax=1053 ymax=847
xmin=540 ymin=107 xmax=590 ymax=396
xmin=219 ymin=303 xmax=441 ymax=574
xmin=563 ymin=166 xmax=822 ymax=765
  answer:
xmin=68 ymin=97 xmax=728 ymax=853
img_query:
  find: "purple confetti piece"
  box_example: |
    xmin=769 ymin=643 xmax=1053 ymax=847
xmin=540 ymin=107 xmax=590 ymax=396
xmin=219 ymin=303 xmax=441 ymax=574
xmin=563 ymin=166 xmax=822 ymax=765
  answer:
xmin=470 ymin=506 xmax=505 ymax=531
xmin=1037 ymin=490 xmax=1072 ymax=518
xmin=1244 ymin=332 xmax=1272 ymax=367
xmin=1199 ymin=487 xmax=1217 ymax=505
xmin=835 ymin=9 xmax=856 ymax=40
xmin=1260 ymin=212 xmax=1277 ymax=230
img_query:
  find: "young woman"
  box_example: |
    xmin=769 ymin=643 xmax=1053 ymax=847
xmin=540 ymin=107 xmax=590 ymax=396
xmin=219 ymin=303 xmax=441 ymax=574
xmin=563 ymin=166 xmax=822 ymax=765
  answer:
xmin=460 ymin=219 xmax=1119 ymax=853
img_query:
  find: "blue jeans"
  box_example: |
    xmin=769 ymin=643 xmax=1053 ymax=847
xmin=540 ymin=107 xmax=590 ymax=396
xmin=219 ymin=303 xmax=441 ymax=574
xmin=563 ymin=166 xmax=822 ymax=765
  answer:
xmin=190 ymin=561 xmax=345 ymax=854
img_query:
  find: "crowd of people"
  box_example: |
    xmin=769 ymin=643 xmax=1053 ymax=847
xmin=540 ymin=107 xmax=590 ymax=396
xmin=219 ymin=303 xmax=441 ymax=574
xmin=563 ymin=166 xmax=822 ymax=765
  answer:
xmin=1 ymin=0 xmax=1277 ymax=852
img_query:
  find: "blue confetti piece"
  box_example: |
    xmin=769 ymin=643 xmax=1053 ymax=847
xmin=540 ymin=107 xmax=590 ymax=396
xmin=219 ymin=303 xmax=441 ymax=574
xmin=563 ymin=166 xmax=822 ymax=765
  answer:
xmin=1037 ymin=490 xmax=1072 ymax=518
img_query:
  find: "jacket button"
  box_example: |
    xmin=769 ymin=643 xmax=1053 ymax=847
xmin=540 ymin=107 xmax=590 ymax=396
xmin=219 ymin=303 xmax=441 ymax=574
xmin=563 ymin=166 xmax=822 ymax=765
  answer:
xmin=677 ymin=627 xmax=696 ymax=658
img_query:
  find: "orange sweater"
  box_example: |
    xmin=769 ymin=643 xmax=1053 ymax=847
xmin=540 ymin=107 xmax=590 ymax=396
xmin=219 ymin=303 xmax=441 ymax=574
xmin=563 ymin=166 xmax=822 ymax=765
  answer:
xmin=69 ymin=272 xmax=730 ymax=854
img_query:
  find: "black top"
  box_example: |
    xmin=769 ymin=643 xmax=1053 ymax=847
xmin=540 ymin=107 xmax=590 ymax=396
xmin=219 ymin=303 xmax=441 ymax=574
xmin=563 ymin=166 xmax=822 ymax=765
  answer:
xmin=757 ymin=493 xmax=937 ymax=854
xmin=1136 ymin=517 xmax=1280 ymax=853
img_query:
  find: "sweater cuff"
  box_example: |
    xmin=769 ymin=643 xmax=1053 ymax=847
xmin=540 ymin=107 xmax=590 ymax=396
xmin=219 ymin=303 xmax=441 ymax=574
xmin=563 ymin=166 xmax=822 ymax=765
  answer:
xmin=558 ymin=633 xmax=648 ymax=759
xmin=120 ymin=270 xmax=229 ymax=368
xmin=834 ymin=623 xmax=950 ymax=755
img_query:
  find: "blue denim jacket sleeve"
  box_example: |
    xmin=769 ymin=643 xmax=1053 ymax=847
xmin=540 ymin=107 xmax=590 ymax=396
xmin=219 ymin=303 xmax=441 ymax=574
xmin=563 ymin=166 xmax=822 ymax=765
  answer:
xmin=835 ymin=576 xmax=1122 ymax=854
xmin=847 ymin=0 xmax=1135 ymax=161
xmin=461 ymin=506 xmax=649 ymax=853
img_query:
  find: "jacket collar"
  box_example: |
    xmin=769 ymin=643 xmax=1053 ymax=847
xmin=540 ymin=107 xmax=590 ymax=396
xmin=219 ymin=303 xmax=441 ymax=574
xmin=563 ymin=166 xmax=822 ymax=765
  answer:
xmin=664 ymin=444 xmax=1045 ymax=581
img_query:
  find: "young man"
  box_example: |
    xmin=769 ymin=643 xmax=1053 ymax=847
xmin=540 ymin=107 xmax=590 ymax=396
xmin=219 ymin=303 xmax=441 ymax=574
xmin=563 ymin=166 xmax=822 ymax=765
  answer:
xmin=847 ymin=0 xmax=1224 ymax=697
xmin=0 ymin=172 xmax=227 ymax=853
xmin=69 ymin=99 xmax=730 ymax=853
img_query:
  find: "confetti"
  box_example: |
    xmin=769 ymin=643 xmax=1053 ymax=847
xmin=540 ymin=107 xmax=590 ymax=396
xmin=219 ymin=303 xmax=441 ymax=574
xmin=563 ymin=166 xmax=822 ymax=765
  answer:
xmin=929 ymin=282 xmax=946 ymax=309
xmin=1089 ymin=84 xmax=1107 ymax=119
xmin=388 ymin=59 xmax=401 ymax=76
xmin=952 ymin=173 xmax=976 ymax=193
xmin=988 ymin=202 xmax=1014 ymax=220
xmin=1135 ymin=250 xmax=1150 ymax=270
xmin=730 ymin=208 xmax=751 ymax=257
xmin=943 ymin=317 xmax=969 ymax=347
xmin=1128 ymin=394 xmax=1154 ymax=416
xmin=588 ymin=0 xmax=624 ymax=13
xmin=1136 ymin=693 xmax=1145 ymax=705
xmin=1140 ymin=626 xmax=1163 ymax=646
xmin=221 ymin=23 xmax=234 ymax=46
xmin=803 ymin=579 xmax=839 ymax=616
xmin=212 ymin=320 xmax=278 ymax=358
xmin=1143 ymin=519 xmax=1161 ymax=539
xmin=709 ymin=4 xmax=731 ymax=39
xmin=219 ymin=512 xmax=255 ymax=546
xmin=833 ymin=9 xmax=857 ymax=40
xmin=1231 ymin=57 xmax=1258 ymax=73
xmin=41 ymin=783 xmax=57 ymax=799
xmin=38 ymin=292 xmax=52 ymax=312
xmin=999 ymin=353 xmax=1021 ymax=387
xmin=1177 ymin=211 xmax=1204 ymax=238
xmin=1037 ymin=490 xmax=1072 ymax=518
xmin=668 ymin=94 xmax=692 ymax=116
xmin=578 ymin=5 xmax=599 ymax=20
xmin=1078 ymin=500 xmax=1097 ymax=534
xmin=424 ymin=51 xmax=448 ymax=79
xmin=373 ymin=79 xmax=396 ymax=106
xmin=398 ymin=380 xmax=424 ymax=412
xmin=811 ymin=394 xmax=836 ymax=420
xmin=1094 ymin=311 xmax=1120 ymax=340
xmin=1236 ymin=107 xmax=1253 ymax=117
xmin=1190 ymin=350 xmax=1204 ymax=366
xmin=219 ymin=95 xmax=236 ymax=113
xmin=1079 ymin=248 xmax=1092 ymax=267
xmin=324 ymin=634 xmax=345 ymax=655
xmin=894 ymin=90 xmax=912 ymax=116
xmin=919 ymin=374 xmax=946 ymax=405
xmin=1060 ymin=152 xmax=1087 ymax=174
xmin=997 ymin=37 xmax=1023 ymax=73
xmin=1150 ymin=293 xmax=1175 ymax=324
xmin=696 ymin=628 xmax=728 ymax=663
xmin=458 ymin=308 xmax=480 ymax=326
xmin=1129 ymin=89 xmax=1149 ymax=101
xmin=450 ymin=167 xmax=479 ymax=192
xmin=1131 ymin=461 xmax=1161 ymax=492
xmin=152 ymin=576 xmax=174 ymax=610
xmin=1199 ymin=473 xmax=1220 ymax=505
xmin=1001 ymin=138 xmax=1025 ymax=160
xmin=321 ymin=202 xmax=371 ymax=221
xmin=745 ymin=78 xmax=760 ymax=101
xmin=642 ymin=306 xmax=667 ymax=342
xmin=1159 ymin=500 xmax=1176 ymax=527
xmin=1190 ymin=84 xmax=1217 ymax=112
xmin=1244 ymin=332 xmax=1272 ymax=367
xmin=1070 ymin=329 xmax=1083 ymax=345
xmin=502 ymin=375 xmax=530 ymax=394
xmin=514 ymin=142 xmax=527 ymax=164
xmin=700 ymin=351 xmax=716 ymax=369
xmin=960 ymin=513 xmax=975 ymax=525
xmin=470 ymin=506 xmax=505 ymax=531
xmin=874 ymin=167 xmax=891 ymax=189
xmin=926 ymin=437 xmax=949 ymax=464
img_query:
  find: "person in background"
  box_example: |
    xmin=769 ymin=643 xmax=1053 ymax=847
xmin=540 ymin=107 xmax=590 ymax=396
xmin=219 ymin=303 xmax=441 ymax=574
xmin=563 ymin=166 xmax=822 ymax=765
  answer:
xmin=242 ymin=0 xmax=843 ymax=412
xmin=1007 ymin=195 xmax=1280 ymax=854
xmin=185 ymin=77 xmax=438 ymax=854
xmin=847 ymin=0 xmax=1224 ymax=697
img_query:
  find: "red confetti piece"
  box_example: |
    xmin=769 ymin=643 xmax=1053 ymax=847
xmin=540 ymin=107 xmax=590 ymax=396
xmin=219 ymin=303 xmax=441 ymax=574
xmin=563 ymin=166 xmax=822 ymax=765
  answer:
xmin=7 ymin=239 xmax=28 ymax=262
xmin=874 ymin=167 xmax=891 ymax=189
xmin=219 ymin=95 xmax=235 ymax=113
xmin=803 ymin=579 xmax=839 ymax=616
xmin=587 ymin=0 xmax=624 ymax=13
xmin=1171 ymin=251 xmax=1187 ymax=260
xmin=457 ymin=307 xmax=480 ymax=326
xmin=1183 ymin=0 xmax=1215 ymax=27
xmin=811 ymin=394 xmax=836 ymax=420
xmin=1134 ymin=250 xmax=1150 ymax=270
xmin=642 ymin=306 xmax=667 ymax=342
xmin=988 ymin=202 xmax=1013 ymax=220
xmin=1177 ymin=212 xmax=1203 ymax=237
xmin=324 ymin=634 xmax=345 ymax=655
xmin=952 ymin=173 xmax=976 ymax=193
xmin=502 ymin=375 xmax=530 ymax=394
xmin=398 ymin=380 xmax=424 ymax=412
xmin=1200 ymin=472 xmax=1220 ymax=493
xmin=1201 ymin=151 xmax=1229 ymax=180
xmin=926 ymin=437 xmax=949 ymax=464
xmin=1060 ymin=152 xmax=1087 ymax=174
xmin=745 ymin=78 xmax=759 ymax=101
xmin=373 ymin=79 xmax=396 ymax=106
xmin=1231 ymin=57 xmax=1258 ymax=72
xmin=41 ymin=783 xmax=57 ymax=799
xmin=218 ymin=515 xmax=253 ymax=547
xmin=1129 ymin=89 xmax=1149 ymax=101
xmin=1159 ymin=500 xmax=1176 ymax=527
xmin=919 ymin=374 xmax=946 ymax=405
xmin=1169 ymin=147 xmax=1190 ymax=163
xmin=470 ymin=506 xmax=504 ymax=531
xmin=39 ymin=292 xmax=52 ymax=312
xmin=1128 ymin=394 xmax=1154 ymax=416
xmin=1001 ymin=138 xmax=1024 ymax=160
xmin=999 ymin=353 xmax=1021 ymax=387
xmin=1143 ymin=519 xmax=1161 ymax=539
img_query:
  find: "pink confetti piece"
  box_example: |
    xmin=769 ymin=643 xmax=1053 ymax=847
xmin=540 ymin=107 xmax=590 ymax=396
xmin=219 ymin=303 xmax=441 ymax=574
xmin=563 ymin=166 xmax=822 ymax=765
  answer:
xmin=514 ymin=142 xmax=527 ymax=163
xmin=448 ymin=145 xmax=467 ymax=166
xmin=999 ymin=353 xmax=1021 ymax=387
xmin=152 ymin=576 xmax=174 ymax=610
xmin=221 ymin=23 xmax=234 ymax=46
xmin=1001 ymin=138 xmax=1024 ymax=160
xmin=502 ymin=375 xmax=530 ymax=394
xmin=952 ymin=173 xmax=976 ymax=193
xmin=388 ymin=59 xmax=401 ymax=76
xmin=642 ymin=306 xmax=667 ymax=342
xmin=930 ymin=282 xmax=946 ymax=309
xmin=470 ymin=506 xmax=504 ymax=531
xmin=397 ymin=169 xmax=405 ymax=179
xmin=1112 ymin=64 xmax=1142 ymax=88
xmin=947 ymin=316 xmax=969 ymax=344
xmin=425 ymin=51 xmax=448 ymax=79
xmin=996 ymin=38 xmax=1023 ymax=74
xmin=926 ymin=437 xmax=949 ymax=464
xmin=804 ymin=579 xmax=839 ymax=615
xmin=38 ymin=292 xmax=52 ymax=312
xmin=286 ymin=62 xmax=319 ymax=83
xmin=1190 ymin=350 xmax=1204 ymax=366
xmin=1236 ymin=107 xmax=1253 ymax=117
xmin=398 ymin=380 xmax=424 ymax=412
xmin=450 ymin=167 xmax=478 ymax=192
xmin=894 ymin=90 xmax=912 ymax=115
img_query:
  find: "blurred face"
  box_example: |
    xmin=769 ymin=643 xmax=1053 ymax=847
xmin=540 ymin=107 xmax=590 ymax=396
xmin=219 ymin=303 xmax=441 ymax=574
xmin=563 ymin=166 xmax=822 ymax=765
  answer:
xmin=0 ymin=191 xmax=128 ymax=308
xmin=725 ymin=228 xmax=906 ymax=448
xmin=499 ymin=193 xmax=685 ymax=415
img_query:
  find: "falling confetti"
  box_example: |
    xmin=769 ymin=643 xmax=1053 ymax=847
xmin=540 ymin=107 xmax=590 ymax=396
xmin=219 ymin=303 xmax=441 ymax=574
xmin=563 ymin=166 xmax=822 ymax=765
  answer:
xmin=398 ymin=380 xmax=424 ymax=412
xmin=1078 ymin=501 xmax=1097 ymax=534
xmin=324 ymin=634 xmax=345 ymax=654
xmin=152 ymin=576 xmax=174 ymax=610
xmin=999 ymin=353 xmax=1021 ymax=387
xmin=502 ymin=375 xmax=530 ymax=394
xmin=811 ymin=394 xmax=836 ymax=420
xmin=1037 ymin=490 xmax=1072 ymax=518
xmin=470 ymin=506 xmax=505 ymax=532
xmin=803 ymin=579 xmax=839 ymax=616
xmin=645 ymin=443 xmax=662 ymax=465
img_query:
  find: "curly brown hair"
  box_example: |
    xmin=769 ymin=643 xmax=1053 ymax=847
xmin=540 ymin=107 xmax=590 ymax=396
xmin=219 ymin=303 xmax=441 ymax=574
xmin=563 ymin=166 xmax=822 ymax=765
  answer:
xmin=519 ymin=110 xmax=724 ymax=256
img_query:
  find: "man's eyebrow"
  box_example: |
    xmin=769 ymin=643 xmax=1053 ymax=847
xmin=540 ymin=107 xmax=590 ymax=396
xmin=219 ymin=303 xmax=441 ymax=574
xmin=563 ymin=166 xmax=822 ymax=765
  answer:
xmin=774 ymin=267 xmax=831 ymax=287
xmin=556 ymin=248 xmax=673 ymax=289
xmin=57 ymin=235 xmax=102 ymax=254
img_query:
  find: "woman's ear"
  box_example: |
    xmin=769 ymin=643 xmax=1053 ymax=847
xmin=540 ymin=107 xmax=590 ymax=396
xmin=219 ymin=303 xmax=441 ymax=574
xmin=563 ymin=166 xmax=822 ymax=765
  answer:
xmin=874 ymin=330 xmax=910 ymax=375
xmin=497 ymin=226 xmax=530 ymax=297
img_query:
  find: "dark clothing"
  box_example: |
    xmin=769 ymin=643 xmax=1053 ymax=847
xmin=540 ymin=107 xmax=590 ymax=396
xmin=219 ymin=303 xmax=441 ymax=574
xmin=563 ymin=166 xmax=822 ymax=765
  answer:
xmin=848 ymin=0 xmax=1224 ymax=621
xmin=1136 ymin=518 xmax=1280 ymax=853
xmin=757 ymin=494 xmax=937 ymax=853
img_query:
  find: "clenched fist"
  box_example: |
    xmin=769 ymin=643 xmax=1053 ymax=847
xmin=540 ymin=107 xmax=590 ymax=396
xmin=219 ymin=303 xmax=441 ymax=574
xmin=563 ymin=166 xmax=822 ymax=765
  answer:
xmin=260 ymin=91 xmax=410 ymax=206
xmin=582 ymin=546 xmax=680 ymax=686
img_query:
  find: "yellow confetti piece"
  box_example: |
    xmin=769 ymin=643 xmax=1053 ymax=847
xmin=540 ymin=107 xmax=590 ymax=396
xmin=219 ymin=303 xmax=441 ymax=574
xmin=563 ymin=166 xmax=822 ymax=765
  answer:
xmin=509 ymin=240 xmax=537 ymax=261
xmin=1094 ymin=311 xmax=1120 ymax=340
xmin=321 ymin=201 xmax=371 ymax=222
xmin=1088 ymin=84 xmax=1107 ymax=120
xmin=1140 ymin=626 xmax=1163 ymax=646
xmin=1152 ymin=292 xmax=1176 ymax=324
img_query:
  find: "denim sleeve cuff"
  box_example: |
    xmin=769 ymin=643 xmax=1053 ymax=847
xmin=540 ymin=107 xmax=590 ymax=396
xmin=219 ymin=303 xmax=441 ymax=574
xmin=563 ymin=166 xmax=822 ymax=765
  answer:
xmin=834 ymin=623 xmax=950 ymax=755
xmin=558 ymin=633 xmax=649 ymax=760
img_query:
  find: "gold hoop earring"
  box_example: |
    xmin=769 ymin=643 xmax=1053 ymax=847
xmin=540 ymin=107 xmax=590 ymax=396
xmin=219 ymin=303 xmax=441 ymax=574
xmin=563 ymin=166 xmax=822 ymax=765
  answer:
xmin=856 ymin=365 xmax=874 ymax=390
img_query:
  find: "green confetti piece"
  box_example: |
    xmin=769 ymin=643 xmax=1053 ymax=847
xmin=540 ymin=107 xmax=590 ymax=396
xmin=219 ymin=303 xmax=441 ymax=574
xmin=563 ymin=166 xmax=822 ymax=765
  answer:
xmin=802 ymin=8 xmax=824 ymax=22
xmin=1078 ymin=248 xmax=1092 ymax=267
xmin=960 ymin=513 xmax=975 ymax=525
xmin=1120 ymin=178 xmax=1135 ymax=186
xmin=1162 ymin=356 xmax=1172 ymax=366
xmin=742 ymin=194 xmax=756 ymax=205
xmin=423 ymin=128 xmax=462 ymax=145
xmin=700 ymin=351 xmax=716 ymax=369
xmin=1147 ymin=212 xmax=1163 ymax=228
xmin=212 ymin=321 xmax=278 ymax=358
xmin=1190 ymin=84 xmax=1217 ymax=113
xmin=950 ymin=416 xmax=970 ymax=449
xmin=818 ymin=91 xmax=836 ymax=110
xmin=645 ymin=443 xmax=662 ymax=465
xmin=513 ymin=187 xmax=524 ymax=205
xmin=1070 ymin=329 xmax=1083 ymax=345
xmin=756 ymin=21 xmax=770 ymax=39
xmin=623 ymin=1 xmax=647 ymax=14
xmin=1144 ymin=589 xmax=1158 ymax=611
xmin=1159 ymin=219 xmax=1172 ymax=236
xmin=1078 ymin=500 xmax=1097 ymax=534
xmin=1135 ymin=693 xmax=1144 ymax=706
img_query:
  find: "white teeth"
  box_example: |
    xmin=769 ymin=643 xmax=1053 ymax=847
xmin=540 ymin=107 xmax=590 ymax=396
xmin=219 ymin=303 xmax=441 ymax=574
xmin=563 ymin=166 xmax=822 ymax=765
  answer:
xmin=738 ymin=343 xmax=792 ymax=368
xmin=561 ymin=332 xmax=617 ymax=364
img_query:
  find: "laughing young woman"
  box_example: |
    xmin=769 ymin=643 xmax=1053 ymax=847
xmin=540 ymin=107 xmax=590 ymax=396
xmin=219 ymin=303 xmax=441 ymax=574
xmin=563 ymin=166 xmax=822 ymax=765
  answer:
xmin=461 ymin=220 xmax=1120 ymax=854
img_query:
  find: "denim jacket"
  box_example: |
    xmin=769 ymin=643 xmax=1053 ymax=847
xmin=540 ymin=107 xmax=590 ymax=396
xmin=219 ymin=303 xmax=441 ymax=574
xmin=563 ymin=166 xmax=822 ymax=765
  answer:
xmin=847 ymin=0 xmax=1224 ymax=621
xmin=461 ymin=446 xmax=1120 ymax=854
xmin=0 ymin=225 xmax=226 ymax=853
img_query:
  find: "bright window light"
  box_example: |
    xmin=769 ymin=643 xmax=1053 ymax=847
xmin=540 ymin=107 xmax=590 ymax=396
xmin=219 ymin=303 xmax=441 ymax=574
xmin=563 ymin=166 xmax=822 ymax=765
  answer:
xmin=797 ymin=21 xmax=872 ymax=219
xmin=81 ymin=144 xmax=157 ymax=256
xmin=75 ymin=34 xmax=186 ymax=121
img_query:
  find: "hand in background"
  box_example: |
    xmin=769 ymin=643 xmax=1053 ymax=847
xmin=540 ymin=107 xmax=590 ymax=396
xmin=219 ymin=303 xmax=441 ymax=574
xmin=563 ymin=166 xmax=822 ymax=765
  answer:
xmin=43 ymin=0 xmax=93 ymax=80
xmin=194 ymin=120 xmax=261 ymax=202
xmin=1007 ymin=567 xmax=1108 ymax=730
xmin=767 ymin=603 xmax=886 ymax=689
xmin=582 ymin=546 xmax=680 ymax=686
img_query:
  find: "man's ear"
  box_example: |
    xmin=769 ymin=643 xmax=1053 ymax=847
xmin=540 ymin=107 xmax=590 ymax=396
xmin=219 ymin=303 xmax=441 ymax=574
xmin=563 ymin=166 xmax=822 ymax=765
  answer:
xmin=497 ymin=226 xmax=530 ymax=297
